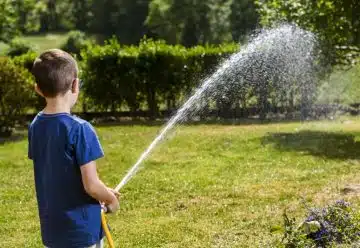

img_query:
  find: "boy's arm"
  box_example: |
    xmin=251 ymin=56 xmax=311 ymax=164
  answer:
xmin=80 ymin=161 xmax=119 ymax=212
xmin=74 ymin=122 xmax=119 ymax=212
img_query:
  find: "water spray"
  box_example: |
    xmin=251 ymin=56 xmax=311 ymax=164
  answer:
xmin=113 ymin=24 xmax=317 ymax=193
xmin=103 ymin=24 xmax=318 ymax=247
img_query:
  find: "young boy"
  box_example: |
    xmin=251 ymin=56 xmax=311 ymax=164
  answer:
xmin=28 ymin=49 xmax=119 ymax=248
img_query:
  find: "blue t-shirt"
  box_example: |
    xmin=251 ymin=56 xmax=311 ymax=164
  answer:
xmin=28 ymin=112 xmax=104 ymax=248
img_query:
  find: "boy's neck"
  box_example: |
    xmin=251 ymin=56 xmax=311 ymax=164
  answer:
xmin=43 ymin=96 xmax=71 ymax=114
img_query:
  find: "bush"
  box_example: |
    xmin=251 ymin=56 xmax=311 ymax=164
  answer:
xmin=81 ymin=37 xmax=238 ymax=116
xmin=6 ymin=38 xmax=36 ymax=57
xmin=12 ymin=51 xmax=37 ymax=71
xmin=0 ymin=57 xmax=35 ymax=136
xmin=12 ymin=52 xmax=46 ymax=111
xmin=278 ymin=200 xmax=360 ymax=247
xmin=61 ymin=30 xmax=94 ymax=57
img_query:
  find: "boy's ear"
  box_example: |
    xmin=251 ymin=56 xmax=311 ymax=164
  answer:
xmin=34 ymin=84 xmax=44 ymax=97
xmin=71 ymin=78 xmax=79 ymax=94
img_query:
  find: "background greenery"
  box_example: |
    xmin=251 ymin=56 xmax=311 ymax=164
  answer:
xmin=1 ymin=0 xmax=360 ymax=247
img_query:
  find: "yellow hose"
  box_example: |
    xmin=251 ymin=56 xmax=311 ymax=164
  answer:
xmin=101 ymin=209 xmax=115 ymax=248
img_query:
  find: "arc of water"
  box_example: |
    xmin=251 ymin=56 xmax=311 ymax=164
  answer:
xmin=114 ymin=24 xmax=317 ymax=192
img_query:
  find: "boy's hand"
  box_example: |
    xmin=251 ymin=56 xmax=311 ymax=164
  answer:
xmin=105 ymin=200 xmax=119 ymax=213
xmin=102 ymin=188 xmax=120 ymax=213
xmin=108 ymin=187 xmax=120 ymax=199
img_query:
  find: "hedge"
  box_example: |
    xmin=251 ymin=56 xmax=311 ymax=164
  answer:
xmin=81 ymin=38 xmax=239 ymax=116
xmin=10 ymin=39 xmax=239 ymax=117
xmin=10 ymin=37 xmax=326 ymax=121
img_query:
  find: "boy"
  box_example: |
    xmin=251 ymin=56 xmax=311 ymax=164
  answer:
xmin=28 ymin=49 xmax=119 ymax=248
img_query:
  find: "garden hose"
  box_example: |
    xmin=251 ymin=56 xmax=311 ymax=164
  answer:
xmin=101 ymin=209 xmax=115 ymax=248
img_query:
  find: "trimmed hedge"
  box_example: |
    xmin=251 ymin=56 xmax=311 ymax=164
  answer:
xmin=9 ymin=38 xmax=329 ymax=121
xmin=4 ymin=38 xmax=352 ymax=125
xmin=81 ymin=38 xmax=239 ymax=116
xmin=11 ymin=41 xmax=239 ymax=116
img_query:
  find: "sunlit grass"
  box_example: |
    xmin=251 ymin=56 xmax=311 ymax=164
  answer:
xmin=0 ymin=33 xmax=69 ymax=55
xmin=1 ymin=119 xmax=360 ymax=247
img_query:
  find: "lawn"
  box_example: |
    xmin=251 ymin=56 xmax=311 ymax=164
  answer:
xmin=1 ymin=119 xmax=360 ymax=247
xmin=0 ymin=33 xmax=69 ymax=55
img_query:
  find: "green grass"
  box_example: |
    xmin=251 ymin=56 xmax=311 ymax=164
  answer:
xmin=23 ymin=33 xmax=70 ymax=51
xmin=1 ymin=119 xmax=360 ymax=247
xmin=0 ymin=33 xmax=70 ymax=55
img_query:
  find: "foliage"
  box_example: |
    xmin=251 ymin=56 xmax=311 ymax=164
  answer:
xmin=12 ymin=52 xmax=46 ymax=111
xmin=0 ymin=0 xmax=46 ymax=42
xmin=6 ymin=38 xmax=36 ymax=57
xmin=316 ymin=64 xmax=360 ymax=105
xmin=0 ymin=57 xmax=34 ymax=136
xmin=1 ymin=0 xmax=259 ymax=46
xmin=279 ymin=200 xmax=360 ymax=247
xmin=61 ymin=30 xmax=94 ymax=57
xmin=81 ymin=37 xmax=238 ymax=115
xmin=90 ymin=0 xmax=149 ymax=44
xmin=0 ymin=0 xmax=19 ymax=42
xmin=13 ymin=0 xmax=47 ymax=33
xmin=12 ymin=51 xmax=37 ymax=70
xmin=146 ymin=0 xmax=234 ymax=46
xmin=230 ymin=0 xmax=259 ymax=42
xmin=80 ymin=34 xmax=323 ymax=120
xmin=255 ymin=0 xmax=360 ymax=65
xmin=39 ymin=0 xmax=74 ymax=32
xmin=71 ymin=0 xmax=93 ymax=31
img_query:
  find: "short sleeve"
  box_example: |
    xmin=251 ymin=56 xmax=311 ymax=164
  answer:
xmin=74 ymin=122 xmax=104 ymax=166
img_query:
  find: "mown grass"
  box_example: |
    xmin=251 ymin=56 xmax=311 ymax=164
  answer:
xmin=1 ymin=119 xmax=360 ymax=247
xmin=0 ymin=33 xmax=69 ymax=55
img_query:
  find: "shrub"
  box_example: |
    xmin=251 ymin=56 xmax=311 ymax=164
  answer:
xmin=61 ymin=30 xmax=94 ymax=57
xmin=6 ymin=38 xmax=36 ymax=57
xmin=12 ymin=52 xmax=46 ymax=111
xmin=12 ymin=51 xmax=37 ymax=71
xmin=81 ymin=37 xmax=238 ymax=116
xmin=0 ymin=57 xmax=35 ymax=136
xmin=278 ymin=200 xmax=360 ymax=247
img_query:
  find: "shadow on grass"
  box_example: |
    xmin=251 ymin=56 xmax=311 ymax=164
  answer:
xmin=262 ymin=131 xmax=360 ymax=160
xmin=0 ymin=133 xmax=26 ymax=145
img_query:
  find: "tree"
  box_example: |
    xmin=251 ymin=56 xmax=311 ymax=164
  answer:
xmin=90 ymin=0 xmax=118 ymax=36
xmin=0 ymin=0 xmax=18 ymax=42
xmin=0 ymin=0 xmax=46 ymax=42
xmin=115 ymin=0 xmax=150 ymax=44
xmin=230 ymin=0 xmax=259 ymax=42
xmin=146 ymin=0 xmax=234 ymax=46
xmin=255 ymin=0 xmax=360 ymax=64
xmin=39 ymin=0 xmax=73 ymax=32
xmin=145 ymin=0 xmax=181 ymax=44
xmin=14 ymin=0 xmax=46 ymax=34
xmin=72 ymin=0 xmax=93 ymax=31
xmin=90 ymin=0 xmax=149 ymax=44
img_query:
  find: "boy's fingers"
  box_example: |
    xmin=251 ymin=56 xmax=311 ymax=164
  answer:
xmin=109 ymin=188 xmax=120 ymax=198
